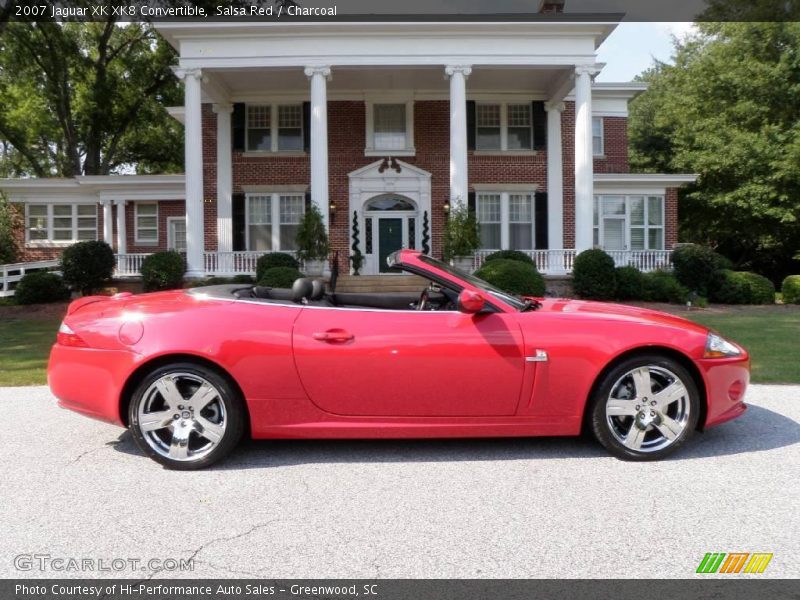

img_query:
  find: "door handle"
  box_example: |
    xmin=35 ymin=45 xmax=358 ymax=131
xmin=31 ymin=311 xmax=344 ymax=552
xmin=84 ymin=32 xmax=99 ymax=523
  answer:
xmin=312 ymin=330 xmax=354 ymax=343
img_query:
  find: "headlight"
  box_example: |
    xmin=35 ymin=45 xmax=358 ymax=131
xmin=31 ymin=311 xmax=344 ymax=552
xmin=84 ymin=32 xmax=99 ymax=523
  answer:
xmin=704 ymin=332 xmax=742 ymax=358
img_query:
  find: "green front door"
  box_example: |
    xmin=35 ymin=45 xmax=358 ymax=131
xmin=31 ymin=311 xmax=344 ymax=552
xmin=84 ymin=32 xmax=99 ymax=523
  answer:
xmin=378 ymin=218 xmax=403 ymax=273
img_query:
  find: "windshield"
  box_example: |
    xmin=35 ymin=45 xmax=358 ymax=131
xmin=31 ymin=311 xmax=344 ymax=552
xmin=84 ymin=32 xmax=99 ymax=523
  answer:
xmin=416 ymin=255 xmax=529 ymax=311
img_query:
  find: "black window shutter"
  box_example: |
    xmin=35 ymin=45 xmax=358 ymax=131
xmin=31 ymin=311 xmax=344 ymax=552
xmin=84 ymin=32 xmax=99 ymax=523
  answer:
xmin=302 ymin=102 xmax=311 ymax=153
xmin=466 ymin=100 xmax=476 ymax=151
xmin=467 ymin=191 xmax=476 ymax=214
xmin=532 ymin=101 xmax=547 ymax=151
xmin=305 ymin=191 xmax=312 ymax=211
xmin=232 ymin=103 xmax=246 ymax=152
xmin=534 ymin=191 xmax=548 ymax=249
xmin=232 ymin=193 xmax=246 ymax=251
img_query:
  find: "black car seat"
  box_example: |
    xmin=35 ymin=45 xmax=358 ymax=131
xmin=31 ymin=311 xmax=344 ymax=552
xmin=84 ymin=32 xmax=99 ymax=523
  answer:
xmin=291 ymin=278 xmax=314 ymax=304
xmin=309 ymin=279 xmax=325 ymax=300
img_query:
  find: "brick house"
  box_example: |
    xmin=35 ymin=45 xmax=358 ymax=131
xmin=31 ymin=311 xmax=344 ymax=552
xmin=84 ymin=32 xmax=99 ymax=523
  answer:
xmin=0 ymin=17 xmax=695 ymax=281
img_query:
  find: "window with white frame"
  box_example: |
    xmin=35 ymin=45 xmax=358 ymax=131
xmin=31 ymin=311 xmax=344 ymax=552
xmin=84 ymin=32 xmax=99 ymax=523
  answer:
xmin=476 ymin=103 xmax=533 ymax=151
xmin=592 ymin=116 xmax=604 ymax=156
xmin=246 ymin=192 xmax=305 ymax=252
xmin=476 ymin=192 xmax=536 ymax=250
xmin=593 ymin=195 xmax=664 ymax=251
xmin=366 ymin=101 xmax=414 ymax=154
xmin=246 ymin=103 xmax=304 ymax=152
xmin=25 ymin=203 xmax=97 ymax=244
xmin=134 ymin=202 xmax=158 ymax=243
xmin=167 ymin=218 xmax=187 ymax=252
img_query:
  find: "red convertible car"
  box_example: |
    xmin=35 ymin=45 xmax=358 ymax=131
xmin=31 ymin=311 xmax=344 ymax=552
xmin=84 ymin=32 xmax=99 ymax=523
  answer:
xmin=48 ymin=250 xmax=749 ymax=469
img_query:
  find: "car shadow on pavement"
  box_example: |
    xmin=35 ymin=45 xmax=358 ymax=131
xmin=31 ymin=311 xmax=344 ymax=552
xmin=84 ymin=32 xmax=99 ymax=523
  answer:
xmin=109 ymin=404 xmax=799 ymax=469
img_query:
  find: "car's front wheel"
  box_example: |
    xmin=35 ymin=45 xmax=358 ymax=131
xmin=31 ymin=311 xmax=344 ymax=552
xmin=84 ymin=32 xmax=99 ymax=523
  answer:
xmin=589 ymin=354 xmax=700 ymax=461
xmin=128 ymin=363 xmax=245 ymax=470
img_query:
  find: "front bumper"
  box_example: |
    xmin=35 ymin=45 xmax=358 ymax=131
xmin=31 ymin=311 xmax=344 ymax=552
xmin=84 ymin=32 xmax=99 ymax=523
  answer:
xmin=698 ymin=356 xmax=750 ymax=428
xmin=48 ymin=344 xmax=139 ymax=426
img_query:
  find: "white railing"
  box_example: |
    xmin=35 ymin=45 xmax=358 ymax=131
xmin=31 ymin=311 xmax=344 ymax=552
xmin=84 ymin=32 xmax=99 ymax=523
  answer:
xmin=473 ymin=249 xmax=672 ymax=274
xmin=115 ymin=253 xmax=152 ymax=277
xmin=204 ymin=251 xmax=301 ymax=276
xmin=0 ymin=259 xmax=60 ymax=297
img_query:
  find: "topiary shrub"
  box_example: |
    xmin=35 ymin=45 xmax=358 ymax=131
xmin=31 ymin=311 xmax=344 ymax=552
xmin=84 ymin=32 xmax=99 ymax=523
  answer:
xmin=671 ymin=244 xmax=731 ymax=295
xmin=710 ymin=270 xmax=775 ymax=305
xmin=642 ymin=270 xmax=688 ymax=304
xmin=60 ymin=240 xmax=115 ymax=294
xmin=256 ymin=253 xmax=300 ymax=281
xmin=141 ymin=251 xmax=185 ymax=292
xmin=614 ymin=266 xmax=645 ymax=301
xmin=483 ymin=250 xmax=535 ymax=266
xmin=14 ymin=271 xmax=71 ymax=305
xmin=781 ymin=275 xmax=800 ymax=304
xmin=474 ymin=259 xmax=545 ymax=296
xmin=572 ymin=249 xmax=617 ymax=300
xmin=258 ymin=266 xmax=304 ymax=288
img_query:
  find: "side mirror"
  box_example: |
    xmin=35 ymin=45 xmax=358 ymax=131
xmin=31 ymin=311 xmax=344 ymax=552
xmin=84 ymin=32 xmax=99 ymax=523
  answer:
xmin=457 ymin=289 xmax=485 ymax=314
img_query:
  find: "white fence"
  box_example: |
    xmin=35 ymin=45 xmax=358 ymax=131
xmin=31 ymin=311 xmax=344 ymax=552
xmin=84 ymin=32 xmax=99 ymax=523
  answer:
xmin=0 ymin=260 xmax=60 ymax=297
xmin=473 ymin=249 xmax=673 ymax=274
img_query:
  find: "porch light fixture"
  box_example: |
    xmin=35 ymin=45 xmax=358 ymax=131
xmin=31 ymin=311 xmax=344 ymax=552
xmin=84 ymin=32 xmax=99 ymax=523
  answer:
xmin=443 ymin=200 xmax=451 ymax=214
xmin=329 ymin=200 xmax=336 ymax=214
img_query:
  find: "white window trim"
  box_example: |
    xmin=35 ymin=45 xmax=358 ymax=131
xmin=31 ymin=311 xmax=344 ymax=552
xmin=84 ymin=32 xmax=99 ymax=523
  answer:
xmin=134 ymin=202 xmax=159 ymax=245
xmin=474 ymin=101 xmax=535 ymax=154
xmin=245 ymin=102 xmax=305 ymax=154
xmin=166 ymin=216 xmax=186 ymax=252
xmin=24 ymin=202 xmax=98 ymax=247
xmin=244 ymin=192 xmax=305 ymax=252
xmin=592 ymin=116 xmax=604 ymax=157
xmin=364 ymin=98 xmax=415 ymax=156
xmin=476 ymin=191 xmax=536 ymax=251
xmin=593 ymin=194 xmax=665 ymax=251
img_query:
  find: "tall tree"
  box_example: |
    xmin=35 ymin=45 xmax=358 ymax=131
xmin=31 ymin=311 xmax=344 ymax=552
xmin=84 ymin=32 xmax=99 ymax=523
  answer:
xmin=0 ymin=19 xmax=183 ymax=177
xmin=629 ymin=22 xmax=800 ymax=282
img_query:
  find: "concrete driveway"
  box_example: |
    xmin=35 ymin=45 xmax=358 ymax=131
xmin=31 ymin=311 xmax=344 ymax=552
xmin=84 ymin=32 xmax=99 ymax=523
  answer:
xmin=0 ymin=384 xmax=797 ymax=579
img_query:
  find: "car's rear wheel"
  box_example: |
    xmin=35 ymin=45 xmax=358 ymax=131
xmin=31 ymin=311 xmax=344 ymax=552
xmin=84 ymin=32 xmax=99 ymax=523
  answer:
xmin=589 ymin=354 xmax=700 ymax=461
xmin=128 ymin=363 xmax=245 ymax=470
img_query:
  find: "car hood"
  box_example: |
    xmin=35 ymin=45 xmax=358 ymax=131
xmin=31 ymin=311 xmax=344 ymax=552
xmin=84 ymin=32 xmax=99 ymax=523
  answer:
xmin=530 ymin=298 xmax=709 ymax=333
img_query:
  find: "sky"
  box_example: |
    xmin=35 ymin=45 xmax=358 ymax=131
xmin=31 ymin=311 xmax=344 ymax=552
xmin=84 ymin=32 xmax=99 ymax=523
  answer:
xmin=595 ymin=22 xmax=696 ymax=82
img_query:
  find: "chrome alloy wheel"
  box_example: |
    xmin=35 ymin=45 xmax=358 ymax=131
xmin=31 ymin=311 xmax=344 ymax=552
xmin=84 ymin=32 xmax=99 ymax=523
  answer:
xmin=136 ymin=372 xmax=227 ymax=462
xmin=605 ymin=365 xmax=691 ymax=453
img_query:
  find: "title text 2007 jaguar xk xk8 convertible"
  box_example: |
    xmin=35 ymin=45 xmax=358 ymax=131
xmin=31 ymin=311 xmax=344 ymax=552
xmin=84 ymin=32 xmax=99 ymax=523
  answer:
xmin=48 ymin=250 xmax=749 ymax=469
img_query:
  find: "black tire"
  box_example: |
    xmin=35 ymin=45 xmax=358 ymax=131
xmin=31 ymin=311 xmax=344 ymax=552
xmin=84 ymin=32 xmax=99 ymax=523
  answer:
xmin=128 ymin=362 xmax=245 ymax=470
xmin=589 ymin=353 xmax=700 ymax=461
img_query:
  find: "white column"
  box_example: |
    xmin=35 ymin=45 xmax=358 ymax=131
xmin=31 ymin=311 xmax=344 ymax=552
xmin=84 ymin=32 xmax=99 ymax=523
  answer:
xmin=445 ymin=65 xmax=472 ymax=206
xmin=114 ymin=199 xmax=126 ymax=254
xmin=101 ymin=200 xmax=114 ymax=247
xmin=177 ymin=67 xmax=205 ymax=278
xmin=213 ymin=103 xmax=233 ymax=274
xmin=574 ymin=65 xmax=595 ymax=252
xmin=304 ymin=66 xmax=331 ymax=234
xmin=545 ymin=101 xmax=565 ymax=252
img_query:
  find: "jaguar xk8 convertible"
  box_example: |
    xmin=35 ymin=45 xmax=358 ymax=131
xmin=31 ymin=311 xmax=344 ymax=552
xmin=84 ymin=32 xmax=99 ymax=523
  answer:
xmin=48 ymin=250 xmax=749 ymax=469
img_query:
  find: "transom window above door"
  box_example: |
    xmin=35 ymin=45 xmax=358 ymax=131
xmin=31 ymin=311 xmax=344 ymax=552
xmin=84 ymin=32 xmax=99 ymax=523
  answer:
xmin=593 ymin=195 xmax=665 ymax=251
xmin=246 ymin=192 xmax=305 ymax=252
xmin=476 ymin=192 xmax=536 ymax=250
xmin=246 ymin=103 xmax=304 ymax=152
xmin=365 ymin=100 xmax=415 ymax=156
xmin=476 ymin=103 xmax=533 ymax=151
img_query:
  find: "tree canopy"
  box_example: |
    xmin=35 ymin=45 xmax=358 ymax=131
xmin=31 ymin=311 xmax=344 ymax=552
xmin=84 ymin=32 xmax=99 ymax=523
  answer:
xmin=629 ymin=22 xmax=800 ymax=282
xmin=0 ymin=20 xmax=183 ymax=177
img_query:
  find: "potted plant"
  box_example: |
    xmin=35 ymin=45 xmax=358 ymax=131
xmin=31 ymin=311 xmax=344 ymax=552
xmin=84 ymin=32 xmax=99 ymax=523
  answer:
xmin=444 ymin=202 xmax=480 ymax=274
xmin=296 ymin=204 xmax=329 ymax=276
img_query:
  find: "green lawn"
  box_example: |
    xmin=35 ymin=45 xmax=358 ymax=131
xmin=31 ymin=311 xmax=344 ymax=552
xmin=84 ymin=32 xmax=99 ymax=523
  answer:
xmin=685 ymin=308 xmax=800 ymax=384
xmin=0 ymin=317 xmax=61 ymax=386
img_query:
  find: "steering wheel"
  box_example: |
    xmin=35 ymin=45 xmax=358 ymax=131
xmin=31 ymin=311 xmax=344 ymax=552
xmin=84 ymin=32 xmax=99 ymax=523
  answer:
xmin=417 ymin=287 xmax=430 ymax=311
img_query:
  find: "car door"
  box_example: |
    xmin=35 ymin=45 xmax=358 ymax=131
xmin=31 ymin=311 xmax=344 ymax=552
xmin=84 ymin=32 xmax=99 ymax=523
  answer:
xmin=292 ymin=306 xmax=526 ymax=417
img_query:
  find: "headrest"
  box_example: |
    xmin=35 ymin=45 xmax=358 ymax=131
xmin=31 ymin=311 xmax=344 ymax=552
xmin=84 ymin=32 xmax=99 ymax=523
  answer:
xmin=310 ymin=279 xmax=326 ymax=301
xmin=291 ymin=278 xmax=314 ymax=303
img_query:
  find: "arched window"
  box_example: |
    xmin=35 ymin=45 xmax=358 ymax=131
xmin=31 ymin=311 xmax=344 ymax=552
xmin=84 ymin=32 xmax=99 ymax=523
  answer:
xmin=365 ymin=194 xmax=416 ymax=212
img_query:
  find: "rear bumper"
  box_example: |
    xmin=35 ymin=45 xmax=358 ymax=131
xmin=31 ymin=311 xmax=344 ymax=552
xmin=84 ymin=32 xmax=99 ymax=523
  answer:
xmin=48 ymin=344 xmax=138 ymax=426
xmin=698 ymin=356 xmax=750 ymax=428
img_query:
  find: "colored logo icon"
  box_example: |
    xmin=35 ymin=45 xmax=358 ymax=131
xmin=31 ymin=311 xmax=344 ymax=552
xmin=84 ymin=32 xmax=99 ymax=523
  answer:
xmin=696 ymin=553 xmax=773 ymax=574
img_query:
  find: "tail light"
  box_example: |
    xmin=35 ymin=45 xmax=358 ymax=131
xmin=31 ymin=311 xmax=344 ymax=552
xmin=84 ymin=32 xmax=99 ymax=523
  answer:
xmin=57 ymin=322 xmax=88 ymax=348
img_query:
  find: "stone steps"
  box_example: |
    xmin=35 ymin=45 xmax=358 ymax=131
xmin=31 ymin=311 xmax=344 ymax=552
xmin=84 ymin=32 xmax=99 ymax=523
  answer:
xmin=334 ymin=274 xmax=428 ymax=293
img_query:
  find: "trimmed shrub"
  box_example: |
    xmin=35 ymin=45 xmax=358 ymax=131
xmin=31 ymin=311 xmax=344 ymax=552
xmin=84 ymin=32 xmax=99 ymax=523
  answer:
xmin=671 ymin=244 xmax=731 ymax=295
xmin=572 ymin=249 xmax=617 ymax=300
xmin=710 ymin=270 xmax=775 ymax=305
xmin=614 ymin=266 xmax=645 ymax=300
xmin=258 ymin=266 xmax=304 ymax=289
xmin=483 ymin=250 xmax=535 ymax=266
xmin=443 ymin=204 xmax=480 ymax=259
xmin=255 ymin=253 xmax=300 ymax=281
xmin=781 ymin=275 xmax=800 ymax=304
xmin=14 ymin=271 xmax=70 ymax=305
xmin=60 ymin=240 xmax=115 ymax=294
xmin=141 ymin=251 xmax=185 ymax=292
xmin=642 ymin=270 xmax=688 ymax=304
xmin=474 ymin=259 xmax=545 ymax=296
